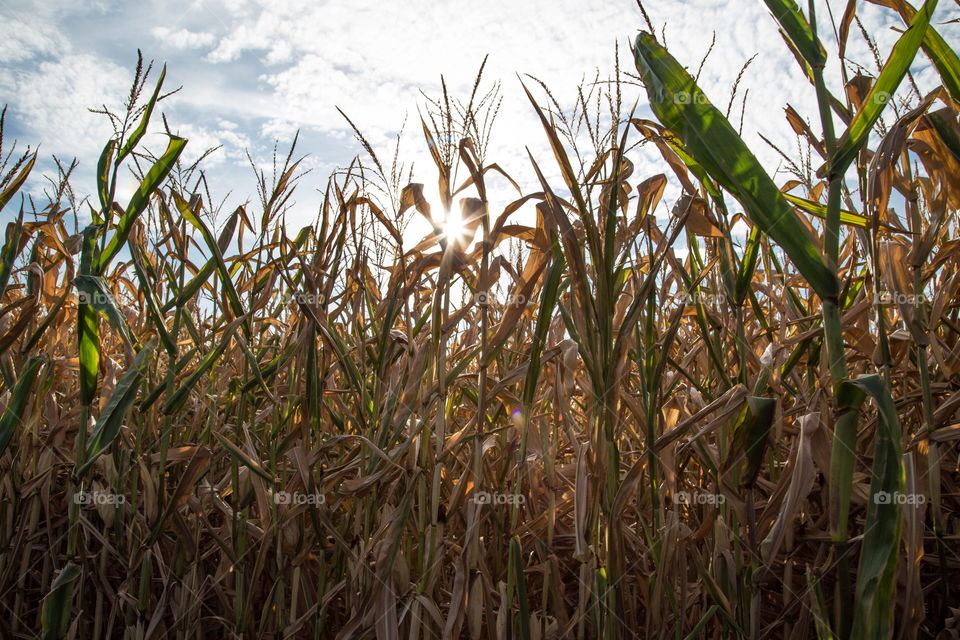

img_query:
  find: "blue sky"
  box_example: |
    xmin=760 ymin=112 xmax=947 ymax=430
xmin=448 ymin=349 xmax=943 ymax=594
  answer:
xmin=1 ymin=0 xmax=957 ymax=236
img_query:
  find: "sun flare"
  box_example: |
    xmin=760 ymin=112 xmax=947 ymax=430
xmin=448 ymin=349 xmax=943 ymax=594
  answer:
xmin=442 ymin=209 xmax=465 ymax=243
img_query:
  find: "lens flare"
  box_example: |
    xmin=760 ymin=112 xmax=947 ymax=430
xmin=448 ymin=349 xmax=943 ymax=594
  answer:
xmin=442 ymin=209 xmax=465 ymax=243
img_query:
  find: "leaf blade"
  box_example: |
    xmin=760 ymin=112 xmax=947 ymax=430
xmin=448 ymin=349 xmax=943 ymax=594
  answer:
xmin=633 ymin=32 xmax=839 ymax=299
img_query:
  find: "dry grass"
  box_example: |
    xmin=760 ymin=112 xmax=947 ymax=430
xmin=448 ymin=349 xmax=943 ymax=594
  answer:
xmin=0 ymin=5 xmax=959 ymax=639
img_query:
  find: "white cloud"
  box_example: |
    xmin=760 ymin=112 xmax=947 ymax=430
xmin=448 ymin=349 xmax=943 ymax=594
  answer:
xmin=260 ymin=118 xmax=299 ymax=140
xmin=0 ymin=18 xmax=68 ymax=63
xmin=0 ymin=53 xmax=129 ymax=158
xmin=151 ymin=26 xmax=216 ymax=50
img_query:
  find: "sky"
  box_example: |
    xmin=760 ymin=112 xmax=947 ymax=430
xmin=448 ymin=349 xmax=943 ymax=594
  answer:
xmin=1 ymin=0 xmax=957 ymax=239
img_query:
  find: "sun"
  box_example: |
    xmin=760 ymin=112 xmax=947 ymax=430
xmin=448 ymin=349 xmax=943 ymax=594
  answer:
xmin=442 ymin=209 xmax=465 ymax=243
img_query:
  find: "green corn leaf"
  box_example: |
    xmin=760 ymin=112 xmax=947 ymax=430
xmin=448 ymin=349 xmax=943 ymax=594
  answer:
xmin=74 ymin=275 xmax=137 ymax=349
xmin=725 ymin=396 xmax=777 ymax=487
xmin=841 ymin=374 xmax=904 ymax=639
xmin=78 ymin=224 xmax=101 ymax=276
xmin=41 ymin=562 xmax=81 ymax=640
xmin=783 ymin=193 xmax=875 ymax=228
xmin=78 ymin=227 xmax=101 ymax=406
xmin=0 ymin=356 xmax=43 ymax=457
xmin=78 ymin=304 xmax=100 ymax=408
xmin=172 ymin=194 xmax=246 ymax=323
xmin=97 ymin=135 xmax=187 ymax=273
xmin=129 ymin=244 xmax=176 ymax=355
xmin=831 ymin=0 xmax=937 ymax=176
xmin=882 ymin=0 xmax=960 ymax=103
xmin=917 ymin=20 xmax=960 ymax=103
xmin=762 ymin=0 xmax=827 ymax=71
xmin=634 ymin=32 xmax=839 ymax=300
xmin=683 ymin=606 xmax=720 ymax=640
xmin=79 ymin=341 xmax=154 ymax=476
xmin=96 ymin=139 xmax=116 ymax=213
xmin=734 ymin=225 xmax=762 ymax=306
xmin=162 ymin=258 xmax=217 ymax=312
xmin=509 ymin=536 xmax=531 ymax=640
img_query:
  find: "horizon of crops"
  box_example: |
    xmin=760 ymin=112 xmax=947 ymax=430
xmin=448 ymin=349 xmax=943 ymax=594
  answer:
xmin=0 ymin=1 xmax=959 ymax=638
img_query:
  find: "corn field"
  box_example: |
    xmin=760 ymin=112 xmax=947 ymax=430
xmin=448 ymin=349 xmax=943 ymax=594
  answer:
xmin=0 ymin=1 xmax=959 ymax=638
